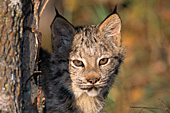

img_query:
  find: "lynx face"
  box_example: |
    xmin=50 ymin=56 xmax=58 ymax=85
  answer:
xmin=69 ymin=26 xmax=124 ymax=97
xmin=51 ymin=11 xmax=125 ymax=99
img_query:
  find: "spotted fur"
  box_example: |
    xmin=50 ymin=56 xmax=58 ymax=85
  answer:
xmin=40 ymin=9 xmax=125 ymax=113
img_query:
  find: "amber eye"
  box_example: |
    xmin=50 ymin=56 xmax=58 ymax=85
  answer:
xmin=99 ymin=58 xmax=109 ymax=66
xmin=73 ymin=60 xmax=84 ymax=67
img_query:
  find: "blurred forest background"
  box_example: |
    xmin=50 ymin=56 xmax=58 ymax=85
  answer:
xmin=40 ymin=0 xmax=170 ymax=113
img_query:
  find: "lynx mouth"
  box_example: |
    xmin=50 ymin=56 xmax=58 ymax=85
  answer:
xmin=78 ymin=84 xmax=105 ymax=90
xmin=79 ymin=85 xmax=102 ymax=97
xmin=79 ymin=86 xmax=94 ymax=90
xmin=85 ymin=87 xmax=101 ymax=97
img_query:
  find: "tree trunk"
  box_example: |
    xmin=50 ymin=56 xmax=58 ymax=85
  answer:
xmin=0 ymin=0 xmax=44 ymax=112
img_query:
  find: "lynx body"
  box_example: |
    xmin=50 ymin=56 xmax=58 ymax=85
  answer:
xmin=40 ymin=9 xmax=125 ymax=113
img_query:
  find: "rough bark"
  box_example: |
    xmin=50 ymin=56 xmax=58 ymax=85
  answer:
xmin=0 ymin=0 xmax=44 ymax=112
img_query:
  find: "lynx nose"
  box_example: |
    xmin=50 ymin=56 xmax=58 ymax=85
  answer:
xmin=87 ymin=78 xmax=100 ymax=84
xmin=86 ymin=74 xmax=100 ymax=84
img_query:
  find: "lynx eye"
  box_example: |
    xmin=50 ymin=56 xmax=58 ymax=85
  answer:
xmin=73 ymin=60 xmax=84 ymax=67
xmin=99 ymin=58 xmax=109 ymax=66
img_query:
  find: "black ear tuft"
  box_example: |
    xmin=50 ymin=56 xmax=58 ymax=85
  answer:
xmin=112 ymin=5 xmax=117 ymax=14
xmin=109 ymin=5 xmax=118 ymax=16
xmin=55 ymin=7 xmax=60 ymax=16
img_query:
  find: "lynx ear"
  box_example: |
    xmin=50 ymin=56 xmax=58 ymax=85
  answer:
xmin=51 ymin=10 xmax=75 ymax=54
xmin=99 ymin=13 xmax=122 ymax=47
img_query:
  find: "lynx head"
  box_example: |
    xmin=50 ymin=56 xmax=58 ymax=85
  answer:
xmin=51 ymin=9 xmax=125 ymax=98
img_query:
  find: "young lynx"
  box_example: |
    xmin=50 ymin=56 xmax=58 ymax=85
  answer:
xmin=40 ymin=8 xmax=125 ymax=113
